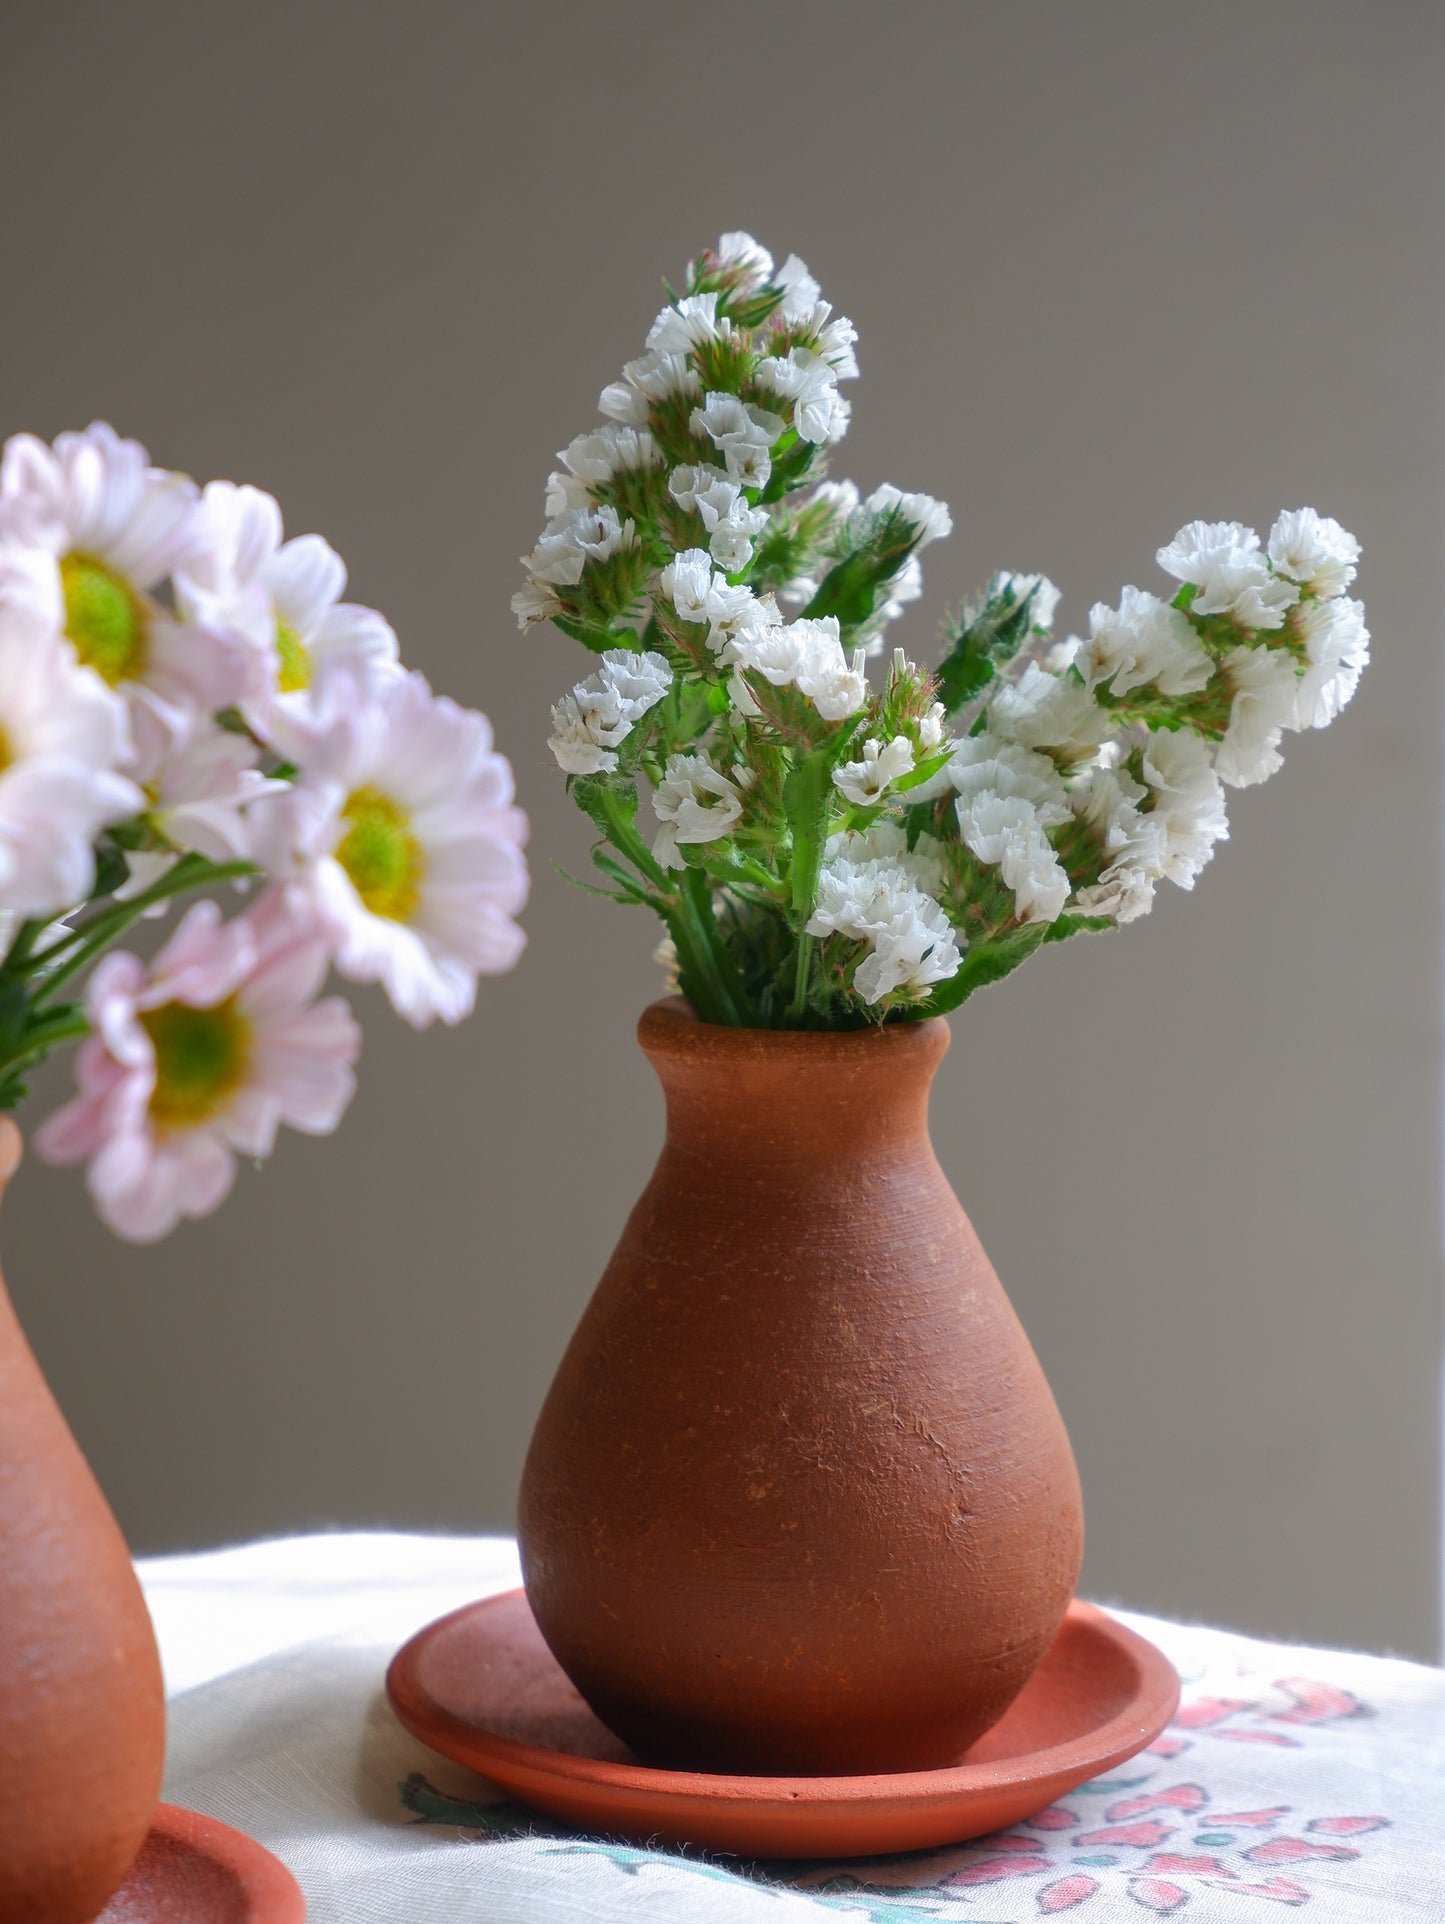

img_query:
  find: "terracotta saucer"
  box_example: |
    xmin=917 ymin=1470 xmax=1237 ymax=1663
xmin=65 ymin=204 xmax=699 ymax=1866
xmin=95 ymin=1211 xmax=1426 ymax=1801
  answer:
xmin=96 ymin=1803 xmax=305 ymax=1922
xmin=387 ymin=1589 xmax=1179 ymax=1859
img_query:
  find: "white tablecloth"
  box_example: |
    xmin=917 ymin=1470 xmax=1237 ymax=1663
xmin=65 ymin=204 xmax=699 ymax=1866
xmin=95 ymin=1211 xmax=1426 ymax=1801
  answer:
xmin=139 ymin=1533 xmax=1444 ymax=1922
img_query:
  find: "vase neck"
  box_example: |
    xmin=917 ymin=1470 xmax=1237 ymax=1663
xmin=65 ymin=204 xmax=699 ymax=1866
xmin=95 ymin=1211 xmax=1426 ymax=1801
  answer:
xmin=637 ymin=1001 xmax=949 ymax=1164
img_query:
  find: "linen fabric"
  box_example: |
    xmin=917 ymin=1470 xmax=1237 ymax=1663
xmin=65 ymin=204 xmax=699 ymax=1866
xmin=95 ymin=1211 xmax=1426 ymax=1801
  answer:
xmin=141 ymin=1532 xmax=1444 ymax=1921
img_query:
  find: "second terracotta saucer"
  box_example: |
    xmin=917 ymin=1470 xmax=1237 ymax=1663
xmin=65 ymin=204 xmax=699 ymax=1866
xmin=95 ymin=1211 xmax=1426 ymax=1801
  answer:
xmin=387 ymin=1590 xmax=1178 ymax=1859
xmin=96 ymin=1804 xmax=305 ymax=1922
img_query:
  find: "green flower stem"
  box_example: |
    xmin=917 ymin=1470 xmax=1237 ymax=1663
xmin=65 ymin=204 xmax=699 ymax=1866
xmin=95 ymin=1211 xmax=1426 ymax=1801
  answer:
xmin=588 ymin=782 xmax=750 ymax=1026
xmin=670 ymin=867 xmax=750 ymax=1027
xmin=28 ymin=856 xmax=260 ymax=1003
xmin=786 ymin=932 xmax=814 ymax=1026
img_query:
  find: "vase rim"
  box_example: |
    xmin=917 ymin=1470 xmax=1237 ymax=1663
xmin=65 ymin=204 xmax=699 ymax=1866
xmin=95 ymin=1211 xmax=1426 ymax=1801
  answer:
xmin=638 ymin=996 xmax=950 ymax=1064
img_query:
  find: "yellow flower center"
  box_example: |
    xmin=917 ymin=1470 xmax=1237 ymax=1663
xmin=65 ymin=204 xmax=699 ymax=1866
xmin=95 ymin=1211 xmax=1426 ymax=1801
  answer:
xmin=60 ymin=552 xmax=148 ymax=685
xmin=275 ymin=617 xmax=311 ymax=693
xmin=142 ymin=999 xmax=250 ymax=1130
xmin=336 ymin=786 xmax=424 ymax=922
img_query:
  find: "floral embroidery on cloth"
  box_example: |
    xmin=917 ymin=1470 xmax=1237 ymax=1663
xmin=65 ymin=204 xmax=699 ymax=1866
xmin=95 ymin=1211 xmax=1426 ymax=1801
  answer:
xmin=400 ymin=1631 xmax=1416 ymax=1921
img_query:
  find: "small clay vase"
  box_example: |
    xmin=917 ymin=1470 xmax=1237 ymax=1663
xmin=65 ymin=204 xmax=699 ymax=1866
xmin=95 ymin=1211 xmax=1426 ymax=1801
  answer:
xmin=518 ymin=1000 xmax=1084 ymax=1776
xmin=0 ymin=1121 xmax=165 ymax=1923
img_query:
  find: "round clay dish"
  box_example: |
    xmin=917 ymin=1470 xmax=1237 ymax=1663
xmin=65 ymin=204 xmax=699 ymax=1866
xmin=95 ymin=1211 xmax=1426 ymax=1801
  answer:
xmin=387 ymin=1589 xmax=1178 ymax=1859
xmin=95 ymin=1804 xmax=305 ymax=1922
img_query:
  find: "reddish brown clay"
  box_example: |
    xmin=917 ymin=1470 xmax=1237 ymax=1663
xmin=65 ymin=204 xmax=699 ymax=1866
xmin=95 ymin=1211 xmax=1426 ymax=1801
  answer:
xmin=518 ymin=1000 xmax=1084 ymax=1775
xmin=0 ymin=1121 xmax=166 ymax=1924
xmin=94 ymin=1805 xmax=306 ymax=1924
xmin=388 ymin=1588 xmax=1177 ymax=1858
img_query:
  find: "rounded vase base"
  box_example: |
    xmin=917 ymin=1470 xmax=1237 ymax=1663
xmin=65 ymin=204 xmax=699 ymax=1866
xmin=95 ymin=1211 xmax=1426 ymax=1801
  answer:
xmin=95 ymin=1804 xmax=305 ymax=1922
xmin=386 ymin=1588 xmax=1179 ymax=1859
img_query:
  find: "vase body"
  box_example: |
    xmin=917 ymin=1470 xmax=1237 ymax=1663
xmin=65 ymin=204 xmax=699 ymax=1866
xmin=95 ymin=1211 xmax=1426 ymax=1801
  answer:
xmin=518 ymin=999 xmax=1084 ymax=1775
xmin=0 ymin=1127 xmax=166 ymax=1923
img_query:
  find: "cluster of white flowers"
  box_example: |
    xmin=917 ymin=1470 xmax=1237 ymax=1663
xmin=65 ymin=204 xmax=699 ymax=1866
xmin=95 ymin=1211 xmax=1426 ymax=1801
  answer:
xmin=807 ymin=824 xmax=960 ymax=1005
xmin=0 ymin=422 xmax=527 ymax=1239
xmin=939 ymin=509 xmax=1367 ymax=929
xmin=549 ymin=650 xmax=672 ymax=775
xmin=523 ymin=234 xmax=1369 ymax=1028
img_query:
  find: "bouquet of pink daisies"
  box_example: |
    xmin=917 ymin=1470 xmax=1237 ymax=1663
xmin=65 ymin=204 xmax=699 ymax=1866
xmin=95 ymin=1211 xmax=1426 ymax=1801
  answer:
xmin=0 ymin=423 xmax=528 ymax=1240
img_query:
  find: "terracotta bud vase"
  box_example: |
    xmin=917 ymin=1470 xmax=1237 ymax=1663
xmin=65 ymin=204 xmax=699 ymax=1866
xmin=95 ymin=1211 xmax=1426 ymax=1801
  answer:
xmin=0 ymin=1121 xmax=166 ymax=1923
xmin=518 ymin=999 xmax=1084 ymax=1776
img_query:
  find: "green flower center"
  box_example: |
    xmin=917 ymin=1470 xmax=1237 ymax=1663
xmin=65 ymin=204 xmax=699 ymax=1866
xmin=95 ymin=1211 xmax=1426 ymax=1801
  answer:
xmin=275 ymin=618 xmax=311 ymax=693
xmin=336 ymin=786 xmax=424 ymax=922
xmin=60 ymin=552 xmax=148 ymax=685
xmin=142 ymin=999 xmax=250 ymax=1130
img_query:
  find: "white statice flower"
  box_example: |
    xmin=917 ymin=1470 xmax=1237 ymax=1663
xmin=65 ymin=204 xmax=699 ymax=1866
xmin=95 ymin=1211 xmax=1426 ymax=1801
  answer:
xmin=1068 ymin=764 xmax=1146 ymax=913
xmin=36 ymin=891 xmax=360 ymax=1243
xmin=753 ymin=348 xmax=848 ymax=444
xmin=918 ymin=701 xmax=948 ymax=752
xmin=957 ymin=791 xmax=1071 ymax=924
xmin=548 ymin=650 xmax=672 ymax=775
xmin=668 ymin=464 xmax=769 ymax=572
xmin=558 ymin=426 xmax=661 ymax=486
xmin=833 ymin=736 xmax=916 ymax=806
xmin=807 ymin=825 xmax=959 ymax=1005
xmin=176 ymin=482 xmax=400 ymax=725
xmin=1078 ymin=585 xmax=1212 ymax=698
xmin=821 ymin=820 xmax=946 ymax=894
xmin=598 ymin=349 xmax=701 ymax=425
xmin=118 ymin=688 xmax=286 ymax=902
xmin=0 ymin=608 xmax=142 ymax=916
xmin=660 ymin=548 xmax=717 ymax=626
xmin=1267 ymin=508 xmax=1360 ymax=600
xmin=776 ymin=253 xmax=823 ymax=324
xmin=544 ymin=469 xmax=592 ymax=518
xmin=917 ymin=730 xmax=1073 ymax=820
xmin=255 ymin=658 xmax=528 ymax=1027
xmin=1289 ymin=595 xmax=1369 ymax=729
xmin=862 ymin=484 xmax=953 ymax=549
xmin=651 ymin=753 xmax=745 ymax=868
xmin=1156 ymin=519 xmax=1298 ymax=631
xmin=661 ymin=549 xmax=779 ymax=661
xmin=692 ymin=392 xmax=784 ymax=488
xmin=731 ymin=615 xmax=868 ymax=721
xmin=646 ymin=293 xmax=721 ymax=357
xmin=989 ymin=662 xmax=1114 ymax=765
xmin=796 ymin=302 xmax=861 ymax=381
xmin=522 ymin=504 xmax=635 ymax=588
xmin=511 ymin=575 xmax=564 ymax=631
xmin=999 ymin=571 xmax=1062 ymax=633
xmin=714 ymin=231 xmax=775 ymax=291
xmin=1139 ymin=727 xmax=1229 ymax=888
xmin=1213 ymin=642 xmax=1302 ymax=788
xmin=0 ymin=422 xmax=250 ymax=715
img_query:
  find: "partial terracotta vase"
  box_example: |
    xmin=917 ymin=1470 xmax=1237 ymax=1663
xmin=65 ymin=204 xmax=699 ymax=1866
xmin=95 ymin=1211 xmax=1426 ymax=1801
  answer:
xmin=0 ymin=1121 xmax=166 ymax=1924
xmin=518 ymin=999 xmax=1084 ymax=1777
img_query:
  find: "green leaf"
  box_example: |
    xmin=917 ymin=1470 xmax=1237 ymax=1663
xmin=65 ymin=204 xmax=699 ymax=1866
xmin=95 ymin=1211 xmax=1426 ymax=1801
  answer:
xmin=0 ymin=979 xmax=28 ymax=1053
xmin=935 ymin=573 xmax=1053 ymax=714
xmin=552 ymin=614 xmax=634 ymax=655
xmin=916 ymin=923 xmax=1052 ymax=1016
xmin=801 ymin=548 xmax=883 ymax=630
xmin=1045 ymin=912 xmax=1114 ymax=942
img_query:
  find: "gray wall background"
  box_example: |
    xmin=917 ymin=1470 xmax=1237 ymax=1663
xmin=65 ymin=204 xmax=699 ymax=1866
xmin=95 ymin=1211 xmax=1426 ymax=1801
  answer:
xmin=0 ymin=1 xmax=1440 ymax=1661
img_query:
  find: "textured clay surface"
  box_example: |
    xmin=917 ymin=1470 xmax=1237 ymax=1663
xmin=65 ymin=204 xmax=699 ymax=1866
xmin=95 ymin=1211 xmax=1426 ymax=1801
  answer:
xmin=387 ymin=1588 xmax=1179 ymax=1857
xmin=0 ymin=1122 xmax=166 ymax=1924
xmin=518 ymin=1001 xmax=1084 ymax=1775
xmin=94 ymin=1804 xmax=307 ymax=1923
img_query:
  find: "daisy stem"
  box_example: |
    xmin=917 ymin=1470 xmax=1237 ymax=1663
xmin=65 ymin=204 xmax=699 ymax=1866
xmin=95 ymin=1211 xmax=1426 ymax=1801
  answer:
xmin=27 ymin=857 xmax=260 ymax=1002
